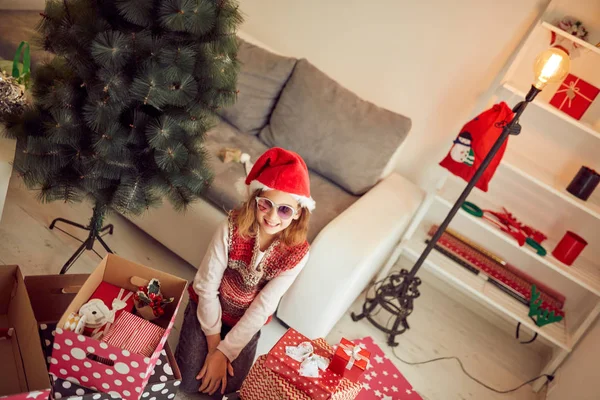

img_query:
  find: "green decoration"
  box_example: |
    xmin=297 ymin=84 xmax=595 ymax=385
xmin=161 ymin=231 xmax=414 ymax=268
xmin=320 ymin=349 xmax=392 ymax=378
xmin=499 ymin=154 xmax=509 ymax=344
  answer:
xmin=529 ymin=285 xmax=563 ymax=327
xmin=137 ymin=290 xmax=152 ymax=306
xmin=12 ymin=41 xmax=31 ymax=89
xmin=2 ymin=0 xmax=243 ymax=232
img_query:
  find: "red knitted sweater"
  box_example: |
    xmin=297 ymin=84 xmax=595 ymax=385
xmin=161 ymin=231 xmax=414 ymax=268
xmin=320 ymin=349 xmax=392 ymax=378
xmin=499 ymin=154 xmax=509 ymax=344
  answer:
xmin=189 ymin=214 xmax=309 ymax=328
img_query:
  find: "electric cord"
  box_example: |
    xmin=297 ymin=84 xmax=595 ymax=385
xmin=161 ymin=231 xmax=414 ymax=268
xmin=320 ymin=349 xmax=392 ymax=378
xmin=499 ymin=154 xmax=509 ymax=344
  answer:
xmin=362 ymin=276 xmax=555 ymax=395
xmin=389 ymin=345 xmax=554 ymax=394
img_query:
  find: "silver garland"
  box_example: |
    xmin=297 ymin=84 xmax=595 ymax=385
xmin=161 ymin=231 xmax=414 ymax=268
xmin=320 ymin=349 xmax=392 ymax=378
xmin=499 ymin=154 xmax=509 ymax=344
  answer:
xmin=0 ymin=73 xmax=27 ymax=122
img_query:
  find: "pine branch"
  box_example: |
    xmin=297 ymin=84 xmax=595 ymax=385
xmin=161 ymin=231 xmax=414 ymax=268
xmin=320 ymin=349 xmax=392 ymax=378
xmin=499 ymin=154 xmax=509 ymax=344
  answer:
xmin=116 ymin=0 xmax=155 ymax=27
xmin=159 ymin=0 xmax=216 ymax=35
xmin=154 ymin=142 xmax=189 ymax=172
xmin=130 ymin=65 xmax=168 ymax=109
xmin=145 ymin=115 xmax=185 ymax=149
xmin=91 ymin=30 xmax=133 ymax=69
xmin=166 ymin=74 xmax=198 ymax=106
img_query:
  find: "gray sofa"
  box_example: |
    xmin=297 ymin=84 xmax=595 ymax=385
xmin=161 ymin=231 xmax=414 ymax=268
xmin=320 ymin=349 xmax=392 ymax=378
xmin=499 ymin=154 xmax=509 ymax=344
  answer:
xmin=204 ymin=39 xmax=414 ymax=242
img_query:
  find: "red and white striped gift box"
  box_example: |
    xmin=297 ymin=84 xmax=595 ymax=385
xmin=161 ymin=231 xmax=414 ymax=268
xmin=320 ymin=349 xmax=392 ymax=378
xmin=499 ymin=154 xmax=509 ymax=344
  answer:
xmin=102 ymin=311 xmax=165 ymax=357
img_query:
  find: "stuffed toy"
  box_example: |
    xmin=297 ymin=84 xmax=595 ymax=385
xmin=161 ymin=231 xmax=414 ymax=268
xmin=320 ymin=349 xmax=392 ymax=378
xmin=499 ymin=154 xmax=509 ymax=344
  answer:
xmin=440 ymin=102 xmax=514 ymax=192
xmin=78 ymin=282 xmax=135 ymax=339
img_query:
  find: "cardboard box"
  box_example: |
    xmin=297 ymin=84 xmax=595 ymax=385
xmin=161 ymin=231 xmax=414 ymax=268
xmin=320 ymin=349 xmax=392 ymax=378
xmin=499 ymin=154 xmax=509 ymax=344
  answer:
xmin=25 ymin=273 xmax=182 ymax=400
xmin=49 ymin=254 xmax=187 ymax=400
xmin=0 ymin=265 xmax=52 ymax=400
xmin=24 ymin=274 xmax=89 ymax=366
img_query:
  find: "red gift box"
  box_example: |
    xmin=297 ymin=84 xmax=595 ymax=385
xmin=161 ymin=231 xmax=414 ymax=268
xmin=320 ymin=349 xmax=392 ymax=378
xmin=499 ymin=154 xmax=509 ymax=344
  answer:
xmin=549 ymin=74 xmax=599 ymax=120
xmin=101 ymin=311 xmax=165 ymax=357
xmin=80 ymin=282 xmax=135 ymax=339
xmin=242 ymin=339 xmax=362 ymax=400
xmin=328 ymin=338 xmax=370 ymax=382
xmin=265 ymin=329 xmax=343 ymax=399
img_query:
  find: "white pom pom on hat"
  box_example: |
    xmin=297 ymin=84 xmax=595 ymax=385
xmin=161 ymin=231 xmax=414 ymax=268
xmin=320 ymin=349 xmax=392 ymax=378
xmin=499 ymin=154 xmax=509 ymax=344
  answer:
xmin=240 ymin=147 xmax=315 ymax=211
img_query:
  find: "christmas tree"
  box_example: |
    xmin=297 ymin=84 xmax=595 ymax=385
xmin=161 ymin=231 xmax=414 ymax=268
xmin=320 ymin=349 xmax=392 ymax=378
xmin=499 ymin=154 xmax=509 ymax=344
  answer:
xmin=3 ymin=0 xmax=242 ymax=267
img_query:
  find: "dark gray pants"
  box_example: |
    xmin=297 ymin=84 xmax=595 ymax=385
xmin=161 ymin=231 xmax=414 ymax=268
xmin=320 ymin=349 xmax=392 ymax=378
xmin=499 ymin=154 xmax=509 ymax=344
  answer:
xmin=175 ymin=301 xmax=260 ymax=399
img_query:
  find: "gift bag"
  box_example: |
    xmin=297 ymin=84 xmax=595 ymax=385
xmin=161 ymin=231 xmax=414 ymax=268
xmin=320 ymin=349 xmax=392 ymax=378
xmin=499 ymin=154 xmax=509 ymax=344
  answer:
xmin=439 ymin=102 xmax=514 ymax=192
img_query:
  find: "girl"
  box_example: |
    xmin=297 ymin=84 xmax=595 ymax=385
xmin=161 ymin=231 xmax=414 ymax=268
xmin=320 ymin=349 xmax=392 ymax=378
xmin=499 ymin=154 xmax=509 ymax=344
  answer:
xmin=175 ymin=147 xmax=315 ymax=397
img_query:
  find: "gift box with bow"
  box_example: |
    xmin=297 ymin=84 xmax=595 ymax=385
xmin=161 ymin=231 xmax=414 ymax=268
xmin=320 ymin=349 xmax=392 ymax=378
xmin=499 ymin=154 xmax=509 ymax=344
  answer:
xmin=549 ymin=74 xmax=599 ymax=121
xmin=242 ymin=337 xmax=362 ymax=400
xmin=264 ymin=329 xmax=346 ymax=399
xmin=328 ymin=338 xmax=370 ymax=382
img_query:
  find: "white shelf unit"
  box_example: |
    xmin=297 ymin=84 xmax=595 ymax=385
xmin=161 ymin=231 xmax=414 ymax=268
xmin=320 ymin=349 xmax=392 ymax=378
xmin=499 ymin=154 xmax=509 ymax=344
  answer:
xmin=436 ymin=185 xmax=600 ymax=298
xmin=380 ymin=0 xmax=600 ymax=393
xmin=402 ymin=237 xmax=570 ymax=351
xmin=540 ymin=21 xmax=600 ymax=57
xmin=501 ymin=83 xmax=600 ymax=139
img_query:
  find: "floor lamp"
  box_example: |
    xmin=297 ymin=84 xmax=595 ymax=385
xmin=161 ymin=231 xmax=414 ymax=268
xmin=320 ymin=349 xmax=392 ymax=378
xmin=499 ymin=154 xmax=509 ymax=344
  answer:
xmin=352 ymin=47 xmax=571 ymax=347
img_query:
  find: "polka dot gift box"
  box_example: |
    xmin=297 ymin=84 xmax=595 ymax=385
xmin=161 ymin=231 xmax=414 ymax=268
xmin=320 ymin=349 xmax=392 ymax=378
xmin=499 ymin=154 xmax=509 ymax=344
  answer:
xmin=240 ymin=328 xmax=362 ymax=400
xmin=50 ymin=345 xmax=181 ymax=400
xmin=48 ymin=254 xmax=187 ymax=400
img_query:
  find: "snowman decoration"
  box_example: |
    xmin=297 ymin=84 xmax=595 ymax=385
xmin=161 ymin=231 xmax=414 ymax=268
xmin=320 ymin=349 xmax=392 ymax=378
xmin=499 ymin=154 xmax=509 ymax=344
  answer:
xmin=450 ymin=131 xmax=475 ymax=166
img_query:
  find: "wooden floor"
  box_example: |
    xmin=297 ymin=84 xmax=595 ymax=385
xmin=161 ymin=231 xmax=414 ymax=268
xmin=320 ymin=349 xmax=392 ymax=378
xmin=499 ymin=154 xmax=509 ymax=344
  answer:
xmin=0 ymin=173 xmax=548 ymax=400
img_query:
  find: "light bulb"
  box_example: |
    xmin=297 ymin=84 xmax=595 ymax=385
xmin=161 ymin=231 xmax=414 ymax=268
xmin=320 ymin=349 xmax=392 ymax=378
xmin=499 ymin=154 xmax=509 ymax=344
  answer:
xmin=533 ymin=47 xmax=570 ymax=90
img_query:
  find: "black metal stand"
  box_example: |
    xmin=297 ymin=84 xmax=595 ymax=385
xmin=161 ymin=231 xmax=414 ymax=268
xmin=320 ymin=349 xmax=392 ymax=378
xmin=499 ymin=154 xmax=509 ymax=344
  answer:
xmin=352 ymin=86 xmax=542 ymax=346
xmin=49 ymin=203 xmax=114 ymax=274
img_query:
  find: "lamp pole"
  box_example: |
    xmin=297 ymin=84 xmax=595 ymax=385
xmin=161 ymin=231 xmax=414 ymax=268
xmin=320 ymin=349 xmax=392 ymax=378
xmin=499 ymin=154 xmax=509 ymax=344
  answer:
xmin=406 ymin=86 xmax=539 ymax=281
xmin=352 ymin=44 xmax=571 ymax=347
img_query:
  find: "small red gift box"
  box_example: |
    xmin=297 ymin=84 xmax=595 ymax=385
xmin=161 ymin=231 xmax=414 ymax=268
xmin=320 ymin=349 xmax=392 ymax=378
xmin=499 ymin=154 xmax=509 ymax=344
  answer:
xmin=80 ymin=281 xmax=135 ymax=339
xmin=265 ymin=329 xmax=342 ymax=399
xmin=102 ymin=311 xmax=165 ymax=357
xmin=328 ymin=338 xmax=370 ymax=382
xmin=549 ymin=74 xmax=599 ymax=121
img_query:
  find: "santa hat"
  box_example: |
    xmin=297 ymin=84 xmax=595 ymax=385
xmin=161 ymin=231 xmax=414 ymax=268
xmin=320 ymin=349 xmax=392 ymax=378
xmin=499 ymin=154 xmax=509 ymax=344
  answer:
xmin=243 ymin=147 xmax=315 ymax=211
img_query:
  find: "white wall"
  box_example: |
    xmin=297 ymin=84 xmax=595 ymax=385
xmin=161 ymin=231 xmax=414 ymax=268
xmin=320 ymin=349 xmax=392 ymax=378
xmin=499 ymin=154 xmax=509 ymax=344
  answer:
xmin=547 ymin=318 xmax=600 ymax=400
xmin=238 ymin=0 xmax=549 ymax=188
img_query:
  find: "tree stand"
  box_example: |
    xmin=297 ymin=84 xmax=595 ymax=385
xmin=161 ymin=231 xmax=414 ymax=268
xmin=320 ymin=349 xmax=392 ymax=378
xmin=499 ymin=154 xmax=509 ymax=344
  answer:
xmin=49 ymin=203 xmax=114 ymax=274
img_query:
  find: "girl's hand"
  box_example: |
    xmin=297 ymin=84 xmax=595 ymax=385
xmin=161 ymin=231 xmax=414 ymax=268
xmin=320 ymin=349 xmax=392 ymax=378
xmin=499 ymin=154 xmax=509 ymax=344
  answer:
xmin=196 ymin=350 xmax=234 ymax=395
xmin=205 ymin=333 xmax=221 ymax=353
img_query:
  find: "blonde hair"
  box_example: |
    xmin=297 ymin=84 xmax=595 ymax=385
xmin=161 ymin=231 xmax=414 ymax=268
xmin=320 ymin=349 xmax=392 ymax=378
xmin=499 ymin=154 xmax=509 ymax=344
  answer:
xmin=233 ymin=190 xmax=310 ymax=247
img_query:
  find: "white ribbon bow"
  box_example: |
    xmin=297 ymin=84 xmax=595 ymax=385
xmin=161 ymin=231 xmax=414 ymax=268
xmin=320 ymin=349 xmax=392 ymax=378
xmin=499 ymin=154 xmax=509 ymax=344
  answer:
xmin=285 ymin=342 xmax=330 ymax=378
xmin=339 ymin=342 xmax=369 ymax=370
xmin=91 ymin=288 xmax=134 ymax=339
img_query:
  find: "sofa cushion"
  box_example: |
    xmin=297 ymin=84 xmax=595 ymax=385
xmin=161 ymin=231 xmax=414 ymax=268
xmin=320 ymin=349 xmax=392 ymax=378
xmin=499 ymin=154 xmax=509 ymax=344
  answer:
xmin=259 ymin=59 xmax=411 ymax=195
xmin=202 ymin=121 xmax=359 ymax=242
xmin=217 ymin=38 xmax=297 ymax=136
